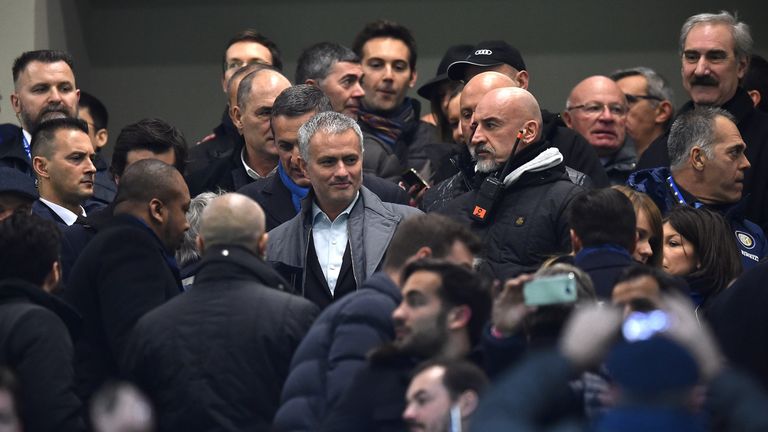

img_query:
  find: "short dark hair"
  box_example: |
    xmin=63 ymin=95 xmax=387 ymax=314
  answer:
xmin=222 ymin=29 xmax=282 ymax=73
xmin=0 ymin=211 xmax=61 ymax=285
xmin=664 ymin=207 xmax=742 ymax=297
xmin=568 ymin=188 xmax=637 ymax=252
xmin=295 ymin=42 xmax=359 ymax=84
xmin=114 ymin=159 xmax=184 ymax=206
xmin=110 ymin=118 xmax=188 ymax=178
xmin=236 ymin=66 xmax=283 ymax=110
xmin=352 ymin=20 xmax=418 ymax=69
xmin=384 ymin=214 xmax=481 ymax=270
xmin=30 ymin=117 xmax=89 ymax=159
xmin=412 ymin=359 xmax=489 ymax=400
xmin=271 ymin=84 xmax=333 ymax=120
xmin=401 ymin=259 xmax=491 ymax=348
xmin=744 ymin=54 xmax=768 ymax=112
xmin=78 ymin=91 xmax=109 ymax=131
xmin=12 ymin=50 xmax=74 ymax=83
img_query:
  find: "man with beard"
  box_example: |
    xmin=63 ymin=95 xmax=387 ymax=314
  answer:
xmin=320 ymin=260 xmax=491 ymax=432
xmin=637 ymin=11 xmax=768 ymax=232
xmin=1 ymin=50 xmax=79 ymax=177
xmin=440 ymin=87 xmax=582 ymax=280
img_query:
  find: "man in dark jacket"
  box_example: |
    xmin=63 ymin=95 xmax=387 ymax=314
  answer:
xmin=320 ymin=260 xmax=491 ymax=432
xmin=446 ymin=41 xmax=609 ymax=187
xmin=638 ymin=12 xmax=768 ymax=232
xmin=187 ymin=30 xmax=281 ymax=174
xmin=422 ymin=71 xmax=593 ymax=213
xmin=123 ymin=193 xmax=318 ymax=431
xmin=64 ymin=159 xmax=190 ymax=403
xmin=440 ymin=87 xmax=582 ymax=280
xmin=266 ymin=112 xmax=421 ymax=308
xmin=1 ymin=50 xmax=80 ymax=178
xmin=186 ymin=67 xmax=291 ymax=196
xmin=352 ymin=20 xmax=435 ymax=181
xmin=238 ymin=85 xmax=408 ymax=231
xmin=0 ymin=212 xmax=85 ymax=432
xmin=628 ymin=107 xmax=766 ymax=271
xmin=273 ymin=214 xmax=480 ymax=431
xmin=569 ymin=188 xmax=639 ymax=299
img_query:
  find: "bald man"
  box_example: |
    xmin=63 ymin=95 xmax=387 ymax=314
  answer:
xmin=422 ymin=72 xmax=602 ymax=212
xmin=123 ymin=193 xmax=318 ymax=431
xmin=440 ymin=87 xmax=582 ymax=280
xmin=186 ymin=67 xmax=292 ymax=196
xmin=563 ymin=75 xmax=636 ymax=184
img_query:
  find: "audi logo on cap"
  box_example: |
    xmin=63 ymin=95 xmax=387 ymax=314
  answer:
xmin=475 ymin=49 xmax=493 ymax=55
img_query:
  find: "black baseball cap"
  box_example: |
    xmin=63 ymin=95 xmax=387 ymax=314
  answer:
xmin=447 ymin=40 xmax=527 ymax=81
xmin=0 ymin=167 xmax=37 ymax=201
xmin=417 ymin=44 xmax=474 ymax=99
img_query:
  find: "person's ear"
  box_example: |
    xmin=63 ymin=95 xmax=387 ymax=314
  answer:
xmin=32 ymin=156 xmax=50 ymax=179
xmin=447 ymin=305 xmax=471 ymax=331
xmin=522 ymin=120 xmax=539 ymax=144
xmin=149 ymin=198 xmax=165 ymax=224
xmin=196 ymin=235 xmax=205 ymax=255
xmin=258 ymin=232 xmax=269 ymax=259
xmin=305 ymin=78 xmax=318 ymax=87
xmin=654 ymin=100 xmax=674 ymax=125
xmin=514 ymin=70 xmax=530 ymax=90
xmin=561 ymin=110 xmax=573 ymax=128
xmin=748 ymin=89 xmax=761 ymax=109
xmin=691 ymin=147 xmax=706 ymax=171
xmin=570 ymin=228 xmax=583 ymax=254
xmin=42 ymin=261 xmax=61 ymax=293
xmin=232 ymin=104 xmax=245 ymax=135
xmin=298 ymin=156 xmax=309 ymax=178
xmin=457 ymin=390 xmax=480 ymax=417
xmin=10 ymin=92 xmax=21 ymax=116
xmin=95 ymin=129 xmax=109 ymax=150
xmin=408 ymin=70 xmax=418 ymax=88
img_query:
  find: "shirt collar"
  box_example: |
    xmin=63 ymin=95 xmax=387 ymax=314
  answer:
xmin=39 ymin=198 xmax=85 ymax=225
xmin=240 ymin=147 xmax=276 ymax=180
xmin=312 ymin=191 xmax=360 ymax=223
xmin=22 ymin=129 xmax=31 ymax=145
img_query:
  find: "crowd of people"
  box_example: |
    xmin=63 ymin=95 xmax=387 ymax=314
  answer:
xmin=1 ymin=9 xmax=768 ymax=432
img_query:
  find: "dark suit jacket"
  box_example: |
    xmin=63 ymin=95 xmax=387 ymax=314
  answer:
xmin=32 ymin=199 xmax=68 ymax=225
xmin=64 ymin=214 xmax=181 ymax=401
xmin=238 ymin=172 xmax=410 ymax=231
xmin=0 ymin=124 xmax=33 ymax=177
xmin=185 ymin=142 xmax=263 ymax=197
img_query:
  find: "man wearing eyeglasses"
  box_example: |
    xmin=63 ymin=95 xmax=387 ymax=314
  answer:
xmin=186 ymin=67 xmax=291 ymax=196
xmin=187 ymin=30 xmax=282 ymax=175
xmin=610 ymin=67 xmax=675 ymax=158
xmin=563 ymin=75 xmax=636 ymax=185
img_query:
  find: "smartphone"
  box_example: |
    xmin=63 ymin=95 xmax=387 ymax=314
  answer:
xmin=523 ymin=273 xmax=577 ymax=306
xmin=622 ymin=310 xmax=669 ymax=342
xmin=401 ymin=168 xmax=430 ymax=192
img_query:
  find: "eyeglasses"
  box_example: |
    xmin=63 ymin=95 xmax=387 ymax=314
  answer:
xmin=566 ymin=102 xmax=628 ymax=117
xmin=625 ymin=94 xmax=663 ymax=105
xmin=225 ymin=59 xmax=269 ymax=71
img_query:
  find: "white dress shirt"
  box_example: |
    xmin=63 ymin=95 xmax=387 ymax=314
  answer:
xmin=311 ymin=192 xmax=359 ymax=295
xmin=39 ymin=198 xmax=86 ymax=226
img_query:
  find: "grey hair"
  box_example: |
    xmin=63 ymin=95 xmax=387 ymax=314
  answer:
xmin=175 ymin=191 xmax=220 ymax=267
xmin=295 ymin=42 xmax=359 ymax=84
xmin=668 ymin=106 xmax=736 ymax=169
xmin=610 ymin=66 xmax=674 ymax=103
xmin=680 ymin=11 xmax=753 ymax=62
xmin=297 ymin=111 xmax=364 ymax=161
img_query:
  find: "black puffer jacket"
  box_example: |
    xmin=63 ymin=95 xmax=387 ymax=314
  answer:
xmin=122 ymin=245 xmax=319 ymax=432
xmin=0 ymin=278 xmax=85 ymax=432
xmin=440 ymin=141 xmax=583 ymax=280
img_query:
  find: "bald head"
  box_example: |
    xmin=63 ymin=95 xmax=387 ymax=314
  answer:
xmin=114 ymin=159 xmax=187 ymax=206
xmin=459 ymin=72 xmax=518 ymax=145
xmin=470 ymin=87 xmax=543 ymax=172
xmin=563 ymin=75 xmax=628 ymax=155
xmin=199 ymin=193 xmax=266 ymax=254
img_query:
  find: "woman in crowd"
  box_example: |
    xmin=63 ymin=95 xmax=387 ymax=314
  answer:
xmin=662 ymin=206 xmax=742 ymax=310
xmin=613 ymin=186 xmax=663 ymax=267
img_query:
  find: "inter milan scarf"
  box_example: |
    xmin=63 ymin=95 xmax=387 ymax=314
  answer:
xmin=278 ymin=163 xmax=309 ymax=213
xmin=358 ymin=98 xmax=416 ymax=149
